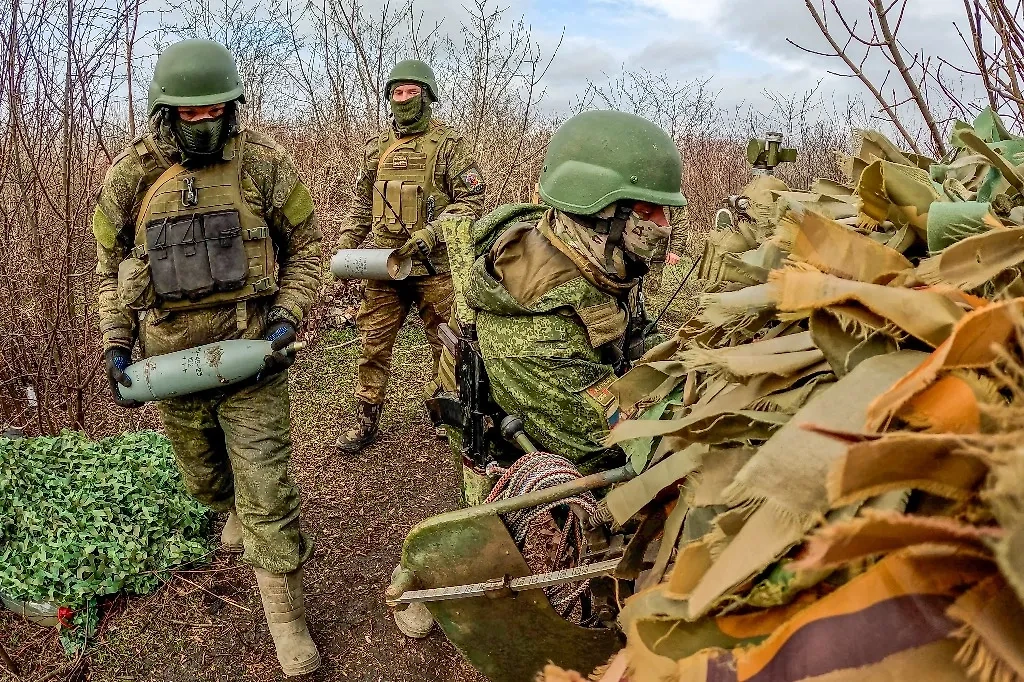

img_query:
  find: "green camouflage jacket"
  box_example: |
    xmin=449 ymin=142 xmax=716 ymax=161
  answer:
xmin=335 ymin=119 xmax=485 ymax=276
xmin=93 ymin=118 xmax=322 ymax=352
xmin=465 ymin=206 xmax=634 ymax=472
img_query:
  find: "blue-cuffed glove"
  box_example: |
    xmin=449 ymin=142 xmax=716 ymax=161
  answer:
xmin=258 ymin=320 xmax=297 ymax=381
xmin=104 ymin=346 xmax=143 ymax=409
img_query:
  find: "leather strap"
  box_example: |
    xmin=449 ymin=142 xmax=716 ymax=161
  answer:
xmin=379 ymin=132 xmax=425 ymax=168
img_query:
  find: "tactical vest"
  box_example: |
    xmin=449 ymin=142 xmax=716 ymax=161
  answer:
xmin=130 ymin=133 xmax=278 ymax=313
xmin=371 ymin=126 xmax=453 ymax=248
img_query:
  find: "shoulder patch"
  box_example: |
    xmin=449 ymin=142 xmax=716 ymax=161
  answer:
xmin=92 ymin=206 xmax=118 ymax=250
xmin=282 ymin=182 xmax=315 ymax=226
xmin=459 ymin=166 xmax=486 ymax=195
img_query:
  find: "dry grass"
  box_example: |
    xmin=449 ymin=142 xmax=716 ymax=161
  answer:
xmin=0 ymin=0 xmax=853 ymax=437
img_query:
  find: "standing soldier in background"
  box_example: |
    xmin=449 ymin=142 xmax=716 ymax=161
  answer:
xmin=334 ymin=59 xmax=486 ymax=453
xmin=643 ymin=204 xmax=688 ymax=299
xmin=92 ymin=40 xmax=322 ymax=676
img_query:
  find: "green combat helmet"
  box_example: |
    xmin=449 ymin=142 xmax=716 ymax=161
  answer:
xmin=148 ymin=39 xmax=245 ymax=114
xmin=385 ymin=59 xmax=440 ymax=102
xmin=539 ymin=110 xmax=686 ymax=215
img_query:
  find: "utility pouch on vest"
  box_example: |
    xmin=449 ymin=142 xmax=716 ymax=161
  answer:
xmin=203 ymin=210 xmax=247 ymax=290
xmin=146 ymin=216 xmax=211 ymax=300
xmin=372 ymin=180 xmax=422 ymax=234
xmin=145 ymin=209 xmax=246 ymax=301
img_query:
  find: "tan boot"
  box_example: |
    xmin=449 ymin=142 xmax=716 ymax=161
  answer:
xmin=254 ymin=567 xmax=321 ymax=676
xmin=389 ymin=566 xmax=434 ymax=638
xmin=220 ymin=510 xmax=243 ymax=553
xmin=335 ymin=401 xmax=381 ymax=453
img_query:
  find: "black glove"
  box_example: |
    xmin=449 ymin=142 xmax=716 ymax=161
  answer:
xmin=258 ymin=320 xmax=297 ymax=381
xmin=104 ymin=346 xmax=142 ymax=409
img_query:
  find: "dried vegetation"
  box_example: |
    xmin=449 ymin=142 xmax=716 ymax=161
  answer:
xmin=0 ymin=0 xmax=849 ymax=436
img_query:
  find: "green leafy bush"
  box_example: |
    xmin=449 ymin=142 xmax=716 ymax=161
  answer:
xmin=0 ymin=430 xmax=211 ymax=609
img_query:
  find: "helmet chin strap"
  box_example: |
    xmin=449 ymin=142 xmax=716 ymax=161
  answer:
xmin=592 ymin=203 xmax=634 ymax=265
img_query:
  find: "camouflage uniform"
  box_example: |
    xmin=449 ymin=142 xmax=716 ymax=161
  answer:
xmin=464 ymin=206 xmax=640 ymax=475
xmin=644 ymin=204 xmax=689 ymax=298
xmin=337 ymin=119 xmax=485 ymax=406
xmin=93 ymin=116 xmax=321 ymax=574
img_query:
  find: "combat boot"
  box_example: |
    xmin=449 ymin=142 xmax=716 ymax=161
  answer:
xmin=394 ymin=602 xmax=434 ymax=638
xmin=335 ymin=401 xmax=381 ymax=453
xmin=220 ymin=509 xmax=243 ymax=553
xmin=254 ymin=567 xmax=321 ymax=676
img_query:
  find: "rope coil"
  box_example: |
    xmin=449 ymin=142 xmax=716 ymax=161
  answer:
xmin=485 ymin=452 xmax=599 ymax=623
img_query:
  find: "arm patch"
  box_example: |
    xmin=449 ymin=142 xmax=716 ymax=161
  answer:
xmin=92 ymin=207 xmax=117 ymax=250
xmin=458 ymin=166 xmax=486 ymax=195
xmin=282 ymin=182 xmax=315 ymax=226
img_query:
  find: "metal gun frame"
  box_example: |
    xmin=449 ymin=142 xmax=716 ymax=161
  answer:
xmin=388 ymin=464 xmax=635 ymax=682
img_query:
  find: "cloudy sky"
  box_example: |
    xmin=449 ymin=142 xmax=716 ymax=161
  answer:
xmin=139 ymin=0 xmax=982 ymax=125
xmin=514 ymin=0 xmax=975 ymax=115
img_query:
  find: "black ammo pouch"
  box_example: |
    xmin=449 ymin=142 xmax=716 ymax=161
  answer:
xmin=145 ymin=210 xmax=247 ymax=301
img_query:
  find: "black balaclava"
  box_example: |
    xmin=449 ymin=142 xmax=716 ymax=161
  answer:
xmin=170 ymin=102 xmax=237 ymax=162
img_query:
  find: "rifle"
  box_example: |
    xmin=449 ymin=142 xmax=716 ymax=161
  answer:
xmin=429 ymin=320 xmax=539 ymax=470
xmin=428 ymin=322 xmax=495 ymax=472
xmin=371 ymin=181 xmax=437 ymax=275
xmin=606 ymin=284 xmax=659 ymax=377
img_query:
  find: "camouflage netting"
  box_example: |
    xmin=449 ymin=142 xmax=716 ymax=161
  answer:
xmin=541 ymin=107 xmax=1024 ymax=682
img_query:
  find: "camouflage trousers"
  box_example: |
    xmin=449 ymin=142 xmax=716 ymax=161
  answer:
xmin=354 ymin=273 xmax=454 ymax=405
xmin=158 ymin=371 xmax=313 ymax=574
xmin=643 ymin=261 xmax=666 ymax=300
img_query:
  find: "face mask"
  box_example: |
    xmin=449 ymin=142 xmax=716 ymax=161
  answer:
xmin=622 ymin=213 xmax=670 ymax=262
xmin=391 ymin=95 xmax=423 ymax=126
xmin=611 ymin=208 xmax=670 ymax=280
xmin=174 ymin=116 xmax=227 ymax=157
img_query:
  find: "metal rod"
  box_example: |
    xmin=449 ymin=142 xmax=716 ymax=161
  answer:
xmin=653 ymin=256 xmax=700 ymax=327
xmin=480 ymin=464 xmax=636 ymax=519
xmin=393 ymin=558 xmax=621 ymax=604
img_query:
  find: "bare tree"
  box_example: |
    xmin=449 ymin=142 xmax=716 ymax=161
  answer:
xmin=0 ymin=0 xmax=154 ymax=434
xmin=792 ymin=0 xmax=1024 ymax=158
xmin=160 ymin=0 xmax=297 ymax=122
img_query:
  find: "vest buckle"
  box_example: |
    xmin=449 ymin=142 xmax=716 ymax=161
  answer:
xmin=252 ymin=277 xmax=272 ymax=294
xmin=181 ymin=176 xmax=198 ymax=208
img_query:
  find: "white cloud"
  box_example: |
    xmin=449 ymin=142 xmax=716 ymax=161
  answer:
xmin=630 ymin=0 xmax=725 ymax=24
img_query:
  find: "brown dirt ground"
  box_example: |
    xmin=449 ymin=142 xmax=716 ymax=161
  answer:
xmin=0 ymin=263 xmax=699 ymax=682
xmin=0 ymin=320 xmax=486 ymax=682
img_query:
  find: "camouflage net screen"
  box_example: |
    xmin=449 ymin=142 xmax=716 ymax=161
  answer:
xmin=0 ymin=431 xmax=211 ymax=645
xmin=541 ymin=107 xmax=1024 ymax=682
